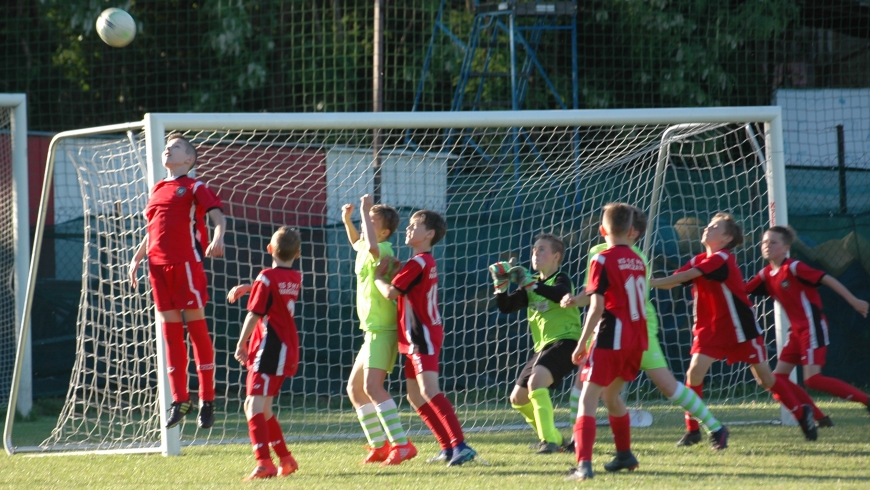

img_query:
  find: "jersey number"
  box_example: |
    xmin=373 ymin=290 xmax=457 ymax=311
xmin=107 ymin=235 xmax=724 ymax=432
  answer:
xmin=624 ymin=276 xmax=647 ymax=321
xmin=286 ymin=300 xmax=296 ymax=316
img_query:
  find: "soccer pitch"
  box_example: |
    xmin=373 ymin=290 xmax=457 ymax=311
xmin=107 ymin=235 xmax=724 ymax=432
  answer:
xmin=2 ymin=400 xmax=868 ymax=489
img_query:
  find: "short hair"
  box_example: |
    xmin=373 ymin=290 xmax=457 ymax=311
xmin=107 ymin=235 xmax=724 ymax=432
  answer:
xmin=602 ymin=202 xmax=636 ymax=237
xmin=271 ymin=226 xmax=301 ymax=262
xmin=166 ymin=132 xmax=198 ymax=169
xmin=767 ymin=225 xmax=796 ymax=246
xmin=411 ymin=209 xmax=447 ymax=246
xmin=371 ymin=203 xmax=399 ymax=238
xmin=711 ymin=212 xmax=744 ymax=249
xmin=535 ymin=233 xmax=566 ymax=263
xmin=629 ymin=205 xmax=648 ymax=237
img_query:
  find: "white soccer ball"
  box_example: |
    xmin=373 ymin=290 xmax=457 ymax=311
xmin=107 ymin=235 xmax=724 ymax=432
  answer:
xmin=96 ymin=8 xmax=136 ymax=48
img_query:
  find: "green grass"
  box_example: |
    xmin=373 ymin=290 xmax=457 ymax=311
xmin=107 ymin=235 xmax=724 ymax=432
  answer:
xmin=2 ymin=400 xmax=869 ymax=489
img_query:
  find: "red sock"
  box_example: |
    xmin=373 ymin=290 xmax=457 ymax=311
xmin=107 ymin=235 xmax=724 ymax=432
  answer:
xmin=773 ymin=374 xmax=825 ymax=419
xmin=187 ymin=319 xmax=215 ymax=402
xmin=416 ymin=401 xmax=450 ymax=449
xmin=769 ymin=374 xmax=803 ymax=418
xmin=684 ymin=384 xmax=702 ymax=432
xmin=805 ymin=374 xmax=870 ymax=405
xmin=573 ymin=415 xmax=596 ymax=463
xmin=430 ymin=393 xmax=465 ymax=447
xmin=162 ymin=321 xmax=188 ymax=402
xmin=266 ymin=416 xmax=291 ymax=458
xmin=247 ymin=413 xmax=273 ymax=465
xmin=609 ymin=413 xmax=631 ymax=452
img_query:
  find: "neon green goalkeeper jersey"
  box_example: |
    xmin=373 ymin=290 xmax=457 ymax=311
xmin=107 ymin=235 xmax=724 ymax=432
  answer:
xmin=587 ymin=243 xmax=658 ymax=340
xmin=526 ymin=272 xmax=582 ymax=352
xmin=354 ymin=240 xmax=397 ymax=331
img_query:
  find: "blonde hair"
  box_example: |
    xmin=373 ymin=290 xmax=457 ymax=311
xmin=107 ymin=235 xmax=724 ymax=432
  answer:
xmin=602 ymin=203 xmax=635 ymax=237
xmin=711 ymin=212 xmax=744 ymax=249
xmin=272 ymin=226 xmax=301 ymax=261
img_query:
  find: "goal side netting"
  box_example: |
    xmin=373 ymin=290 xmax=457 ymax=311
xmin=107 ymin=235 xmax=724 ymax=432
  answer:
xmin=8 ymin=109 xmax=787 ymax=454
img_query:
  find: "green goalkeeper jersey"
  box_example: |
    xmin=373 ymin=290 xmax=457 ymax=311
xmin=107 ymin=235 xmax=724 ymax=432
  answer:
xmin=354 ymin=239 xmax=397 ymax=331
xmin=525 ymin=272 xmax=582 ymax=352
xmin=587 ymin=242 xmax=658 ymax=341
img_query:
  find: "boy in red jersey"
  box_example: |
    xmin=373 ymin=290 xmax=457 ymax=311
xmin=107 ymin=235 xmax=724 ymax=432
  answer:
xmin=651 ymin=213 xmax=820 ymax=443
xmin=747 ymin=226 xmax=869 ymax=421
xmin=128 ymin=133 xmax=226 ymax=429
xmin=565 ymin=203 xmax=648 ymax=482
xmin=228 ymin=226 xmax=302 ymax=481
xmin=374 ymin=210 xmax=480 ymax=467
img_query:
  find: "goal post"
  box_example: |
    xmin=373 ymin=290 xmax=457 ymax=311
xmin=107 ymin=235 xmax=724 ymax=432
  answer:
xmin=1 ymin=93 xmax=31 ymax=456
xmin=7 ymin=107 xmax=788 ymax=455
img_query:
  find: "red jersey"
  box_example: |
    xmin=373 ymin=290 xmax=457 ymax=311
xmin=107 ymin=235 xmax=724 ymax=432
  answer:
xmin=746 ymin=258 xmax=829 ymax=349
xmin=678 ymin=250 xmax=762 ymax=346
xmin=586 ymin=245 xmax=648 ymax=351
xmin=392 ymin=252 xmax=442 ymax=355
xmin=144 ymin=175 xmax=222 ymax=265
xmin=245 ymin=267 xmax=302 ymax=377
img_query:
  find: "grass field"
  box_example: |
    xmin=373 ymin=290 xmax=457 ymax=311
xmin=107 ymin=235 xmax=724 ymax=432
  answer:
xmin=2 ymin=400 xmax=869 ymax=489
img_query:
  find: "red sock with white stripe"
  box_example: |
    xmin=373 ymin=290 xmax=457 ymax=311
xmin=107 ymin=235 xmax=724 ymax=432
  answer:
xmin=161 ymin=321 xmax=188 ymax=402
xmin=266 ymin=416 xmax=291 ymax=458
xmin=247 ymin=413 xmax=274 ymax=467
xmin=187 ymin=318 xmax=215 ymax=402
xmin=684 ymin=384 xmax=702 ymax=432
xmin=805 ymin=374 xmax=870 ymax=405
xmin=768 ymin=374 xmax=804 ymax=418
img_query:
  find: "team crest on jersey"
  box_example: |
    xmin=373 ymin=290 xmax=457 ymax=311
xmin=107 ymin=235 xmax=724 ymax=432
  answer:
xmin=781 ymin=279 xmax=790 ymax=289
xmin=175 ymin=187 xmax=187 ymax=197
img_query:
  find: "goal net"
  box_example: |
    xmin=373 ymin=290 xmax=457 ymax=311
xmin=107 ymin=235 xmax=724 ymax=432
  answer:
xmin=9 ymin=109 xmax=787 ymax=454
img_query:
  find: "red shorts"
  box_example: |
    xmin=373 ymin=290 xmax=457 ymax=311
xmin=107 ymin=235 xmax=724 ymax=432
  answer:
xmin=246 ymin=370 xmax=286 ymax=397
xmin=692 ymin=335 xmax=768 ymax=365
xmin=148 ymin=261 xmax=209 ymax=312
xmin=580 ymin=346 xmax=643 ymax=387
xmin=779 ymin=332 xmax=827 ymax=366
xmin=404 ymin=351 xmax=440 ymax=378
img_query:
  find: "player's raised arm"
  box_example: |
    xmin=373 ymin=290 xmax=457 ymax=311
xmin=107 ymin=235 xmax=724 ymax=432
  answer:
xmin=205 ymin=208 xmax=227 ymax=258
xmin=341 ymin=203 xmax=360 ymax=245
xmin=359 ymin=194 xmax=380 ymax=258
xmin=820 ymin=275 xmax=870 ymax=318
xmin=650 ymin=268 xmax=702 ymax=290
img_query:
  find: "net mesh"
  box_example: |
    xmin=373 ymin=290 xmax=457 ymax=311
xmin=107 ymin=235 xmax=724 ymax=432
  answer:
xmin=36 ymin=118 xmax=777 ymax=451
xmin=0 ymin=107 xmax=16 ymax=407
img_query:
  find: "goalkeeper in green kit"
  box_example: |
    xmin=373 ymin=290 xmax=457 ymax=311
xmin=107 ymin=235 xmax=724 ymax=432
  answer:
xmin=490 ymin=233 xmax=581 ymax=454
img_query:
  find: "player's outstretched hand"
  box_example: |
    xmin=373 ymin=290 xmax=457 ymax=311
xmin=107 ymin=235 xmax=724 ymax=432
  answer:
xmin=571 ymin=344 xmax=588 ymax=366
xmin=560 ymin=293 xmax=576 ymax=308
xmin=850 ymin=298 xmax=869 ymax=318
xmin=205 ymin=237 xmax=225 ymax=258
xmin=360 ymin=194 xmax=374 ymax=212
xmin=228 ymin=284 xmax=253 ymax=303
xmin=509 ymin=265 xmax=536 ymax=290
xmin=488 ymin=261 xmax=512 ymax=294
xmin=234 ymin=343 xmax=248 ymax=364
xmin=128 ymin=259 xmax=140 ymax=288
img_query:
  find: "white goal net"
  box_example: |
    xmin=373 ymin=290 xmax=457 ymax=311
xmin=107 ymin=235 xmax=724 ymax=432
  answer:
xmin=9 ymin=109 xmax=787 ymax=454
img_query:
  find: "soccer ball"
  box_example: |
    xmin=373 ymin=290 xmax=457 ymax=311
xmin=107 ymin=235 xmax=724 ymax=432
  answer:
xmin=96 ymin=8 xmax=136 ymax=48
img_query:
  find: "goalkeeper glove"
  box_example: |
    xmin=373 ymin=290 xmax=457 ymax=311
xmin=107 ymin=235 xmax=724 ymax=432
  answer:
xmin=489 ymin=260 xmax=512 ymax=294
xmin=509 ymin=265 xmax=537 ymax=291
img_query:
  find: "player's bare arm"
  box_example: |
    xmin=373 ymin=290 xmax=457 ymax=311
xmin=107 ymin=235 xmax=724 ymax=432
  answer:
xmin=561 ymin=291 xmax=590 ymax=308
xmin=227 ymin=283 xmax=253 ymax=303
xmin=374 ymin=256 xmax=401 ymax=301
xmin=128 ymin=236 xmax=148 ymax=287
xmin=650 ymin=268 xmax=702 ymax=290
xmin=341 ymin=203 xmax=360 ymax=244
xmin=205 ymin=208 xmax=227 ymax=258
xmin=359 ymin=194 xmax=380 ymax=259
xmin=573 ymin=293 xmax=603 ymax=365
xmin=820 ymin=275 xmax=870 ymax=317
xmin=234 ymin=311 xmax=261 ymax=363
